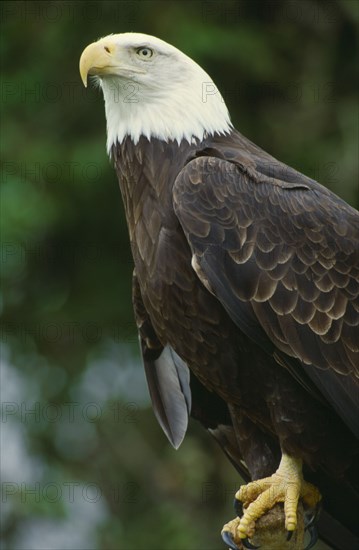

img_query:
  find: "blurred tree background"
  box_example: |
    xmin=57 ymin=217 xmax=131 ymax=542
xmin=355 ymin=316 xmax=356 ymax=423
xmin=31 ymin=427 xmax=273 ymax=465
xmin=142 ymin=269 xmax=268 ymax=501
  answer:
xmin=1 ymin=1 xmax=358 ymax=549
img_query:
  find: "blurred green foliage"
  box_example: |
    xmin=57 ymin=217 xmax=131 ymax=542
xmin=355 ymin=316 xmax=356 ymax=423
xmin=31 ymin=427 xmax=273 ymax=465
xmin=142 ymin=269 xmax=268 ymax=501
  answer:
xmin=1 ymin=1 xmax=358 ymax=549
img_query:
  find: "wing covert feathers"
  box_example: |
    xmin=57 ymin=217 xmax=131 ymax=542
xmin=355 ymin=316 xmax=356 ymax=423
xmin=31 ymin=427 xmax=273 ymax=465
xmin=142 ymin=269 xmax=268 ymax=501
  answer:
xmin=173 ymin=155 xmax=359 ymax=435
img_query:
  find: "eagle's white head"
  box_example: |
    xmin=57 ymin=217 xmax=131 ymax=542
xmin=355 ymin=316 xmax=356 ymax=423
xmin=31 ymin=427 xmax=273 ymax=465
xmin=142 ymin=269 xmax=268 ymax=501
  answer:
xmin=79 ymin=33 xmax=232 ymax=152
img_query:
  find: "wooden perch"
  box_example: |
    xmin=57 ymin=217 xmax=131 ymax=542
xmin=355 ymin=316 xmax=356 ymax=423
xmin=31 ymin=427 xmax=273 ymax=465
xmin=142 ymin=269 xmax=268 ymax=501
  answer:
xmin=236 ymin=502 xmax=305 ymax=550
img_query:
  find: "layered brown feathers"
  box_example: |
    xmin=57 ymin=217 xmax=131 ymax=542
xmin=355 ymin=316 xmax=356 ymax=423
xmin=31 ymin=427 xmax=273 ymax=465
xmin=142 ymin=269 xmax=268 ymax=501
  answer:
xmin=113 ymin=129 xmax=359 ymax=547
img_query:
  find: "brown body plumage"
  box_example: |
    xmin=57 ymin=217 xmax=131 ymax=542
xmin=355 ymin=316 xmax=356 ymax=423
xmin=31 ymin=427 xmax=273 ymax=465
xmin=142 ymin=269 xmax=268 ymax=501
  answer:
xmin=113 ymin=132 xmax=358 ymax=544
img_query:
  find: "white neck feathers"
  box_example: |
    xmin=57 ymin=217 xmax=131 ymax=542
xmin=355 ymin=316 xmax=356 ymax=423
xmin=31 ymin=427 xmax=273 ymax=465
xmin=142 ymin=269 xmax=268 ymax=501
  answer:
xmin=101 ymin=66 xmax=232 ymax=151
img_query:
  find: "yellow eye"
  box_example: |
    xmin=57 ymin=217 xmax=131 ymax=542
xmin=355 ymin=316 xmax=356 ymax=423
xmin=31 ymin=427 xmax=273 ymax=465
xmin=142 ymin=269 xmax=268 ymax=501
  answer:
xmin=136 ymin=47 xmax=153 ymax=59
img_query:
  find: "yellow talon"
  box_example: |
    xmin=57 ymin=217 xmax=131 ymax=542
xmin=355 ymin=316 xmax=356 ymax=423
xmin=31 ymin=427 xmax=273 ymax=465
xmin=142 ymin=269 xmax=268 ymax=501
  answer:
xmin=222 ymin=453 xmax=321 ymax=542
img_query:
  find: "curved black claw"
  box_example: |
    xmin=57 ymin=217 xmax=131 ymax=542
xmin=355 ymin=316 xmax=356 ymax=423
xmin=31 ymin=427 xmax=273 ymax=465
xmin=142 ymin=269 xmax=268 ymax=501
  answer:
xmin=242 ymin=538 xmax=260 ymax=549
xmin=234 ymin=497 xmax=244 ymax=518
xmin=221 ymin=530 xmax=240 ymax=550
xmin=286 ymin=530 xmax=293 ymax=541
xmin=304 ymin=501 xmax=322 ymax=529
xmin=304 ymin=525 xmax=318 ymax=550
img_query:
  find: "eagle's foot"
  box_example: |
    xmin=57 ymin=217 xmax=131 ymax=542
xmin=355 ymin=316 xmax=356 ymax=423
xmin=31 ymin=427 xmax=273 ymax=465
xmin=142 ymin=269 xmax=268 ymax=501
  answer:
xmin=221 ymin=508 xmax=319 ymax=549
xmin=235 ymin=453 xmax=321 ymax=537
xmin=221 ymin=453 xmax=321 ymax=548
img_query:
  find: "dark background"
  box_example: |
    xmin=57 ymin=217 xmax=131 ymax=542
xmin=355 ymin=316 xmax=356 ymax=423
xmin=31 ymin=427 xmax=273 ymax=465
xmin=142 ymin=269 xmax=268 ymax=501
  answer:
xmin=1 ymin=1 xmax=358 ymax=549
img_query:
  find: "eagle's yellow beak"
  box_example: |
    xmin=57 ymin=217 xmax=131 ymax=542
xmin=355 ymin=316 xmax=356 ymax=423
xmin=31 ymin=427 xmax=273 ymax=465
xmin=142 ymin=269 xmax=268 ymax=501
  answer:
xmin=79 ymin=40 xmax=116 ymax=87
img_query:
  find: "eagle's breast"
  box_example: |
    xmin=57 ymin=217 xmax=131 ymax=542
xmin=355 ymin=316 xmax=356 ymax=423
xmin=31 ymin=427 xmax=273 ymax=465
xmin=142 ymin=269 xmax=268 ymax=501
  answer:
xmin=111 ymin=136 xmax=247 ymax=394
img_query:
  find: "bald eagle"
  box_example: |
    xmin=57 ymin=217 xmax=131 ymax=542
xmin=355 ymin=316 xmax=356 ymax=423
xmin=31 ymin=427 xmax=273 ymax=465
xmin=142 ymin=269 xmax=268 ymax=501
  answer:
xmin=80 ymin=34 xmax=359 ymax=549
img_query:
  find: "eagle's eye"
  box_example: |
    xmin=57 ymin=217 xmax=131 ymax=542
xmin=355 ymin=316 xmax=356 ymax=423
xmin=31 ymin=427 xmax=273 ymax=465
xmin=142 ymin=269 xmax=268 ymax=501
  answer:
xmin=136 ymin=47 xmax=153 ymax=59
